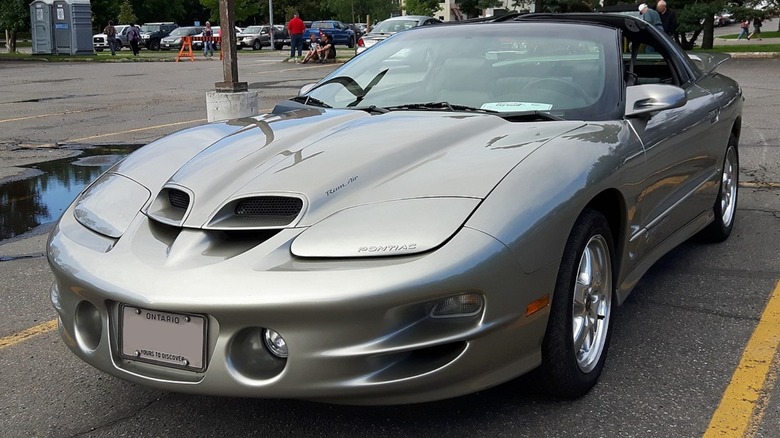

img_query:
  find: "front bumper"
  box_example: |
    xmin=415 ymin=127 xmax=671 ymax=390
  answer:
xmin=48 ymin=205 xmax=553 ymax=405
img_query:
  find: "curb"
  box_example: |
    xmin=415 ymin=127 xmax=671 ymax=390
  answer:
xmin=726 ymin=51 xmax=780 ymax=58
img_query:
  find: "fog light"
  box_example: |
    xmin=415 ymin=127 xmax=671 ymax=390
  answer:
xmin=263 ymin=329 xmax=288 ymax=358
xmin=74 ymin=300 xmax=102 ymax=351
xmin=430 ymin=293 xmax=484 ymax=318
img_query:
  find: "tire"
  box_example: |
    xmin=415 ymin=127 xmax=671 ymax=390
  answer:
xmin=115 ymin=44 xmax=121 ymax=51
xmin=95 ymin=48 xmax=103 ymax=52
xmin=539 ymin=209 xmax=615 ymax=398
xmin=275 ymin=43 xmax=283 ymax=50
xmin=348 ymin=37 xmax=355 ymax=48
xmin=698 ymin=134 xmax=739 ymax=242
xmin=252 ymin=40 xmax=261 ymax=50
xmin=149 ymin=39 xmax=160 ymax=51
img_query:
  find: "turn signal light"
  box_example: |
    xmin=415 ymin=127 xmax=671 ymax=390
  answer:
xmin=526 ymin=294 xmax=550 ymax=317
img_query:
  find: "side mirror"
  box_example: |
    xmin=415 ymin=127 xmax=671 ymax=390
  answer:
xmin=625 ymin=84 xmax=687 ymax=118
xmin=298 ymin=83 xmax=316 ymax=96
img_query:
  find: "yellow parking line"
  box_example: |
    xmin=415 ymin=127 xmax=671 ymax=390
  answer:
xmin=740 ymin=181 xmax=780 ymax=189
xmin=0 ymin=319 xmax=58 ymax=350
xmin=0 ymin=110 xmax=85 ymax=124
xmin=704 ymin=279 xmax=780 ymax=438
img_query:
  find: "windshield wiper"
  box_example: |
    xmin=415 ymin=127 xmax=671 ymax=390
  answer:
xmin=355 ymin=103 xmax=563 ymax=121
xmin=382 ymin=102 xmax=498 ymax=113
xmin=355 ymin=105 xmax=390 ymax=114
xmin=290 ymin=95 xmax=332 ymax=108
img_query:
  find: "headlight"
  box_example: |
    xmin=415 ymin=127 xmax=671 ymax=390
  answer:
xmin=73 ymin=173 xmax=151 ymax=238
xmin=291 ymin=198 xmax=480 ymax=258
xmin=174 ymin=38 xmax=181 ymax=44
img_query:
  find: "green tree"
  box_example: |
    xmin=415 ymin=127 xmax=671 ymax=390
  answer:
xmin=199 ymin=0 xmax=259 ymax=24
xmin=458 ymin=0 xmax=503 ymax=17
xmin=118 ymin=0 xmax=138 ymax=26
xmin=0 ymin=0 xmax=27 ymax=53
xmin=404 ymin=0 xmax=441 ymax=16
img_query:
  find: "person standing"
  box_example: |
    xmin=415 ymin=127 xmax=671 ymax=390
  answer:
xmin=103 ymin=20 xmax=117 ymax=56
xmin=288 ymin=12 xmax=305 ymax=62
xmin=738 ymin=19 xmax=750 ymax=40
xmin=203 ymin=21 xmax=214 ymax=58
xmin=128 ymin=24 xmax=141 ymax=56
xmin=655 ymin=1 xmax=678 ymax=38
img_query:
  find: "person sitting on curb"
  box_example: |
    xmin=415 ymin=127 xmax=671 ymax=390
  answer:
xmin=315 ymin=34 xmax=336 ymax=63
xmin=301 ymin=34 xmax=320 ymax=64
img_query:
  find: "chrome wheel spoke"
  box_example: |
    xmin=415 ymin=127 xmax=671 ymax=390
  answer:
xmin=571 ymin=234 xmax=613 ymax=373
xmin=573 ymin=316 xmax=589 ymax=352
xmin=720 ymin=148 xmax=737 ymax=226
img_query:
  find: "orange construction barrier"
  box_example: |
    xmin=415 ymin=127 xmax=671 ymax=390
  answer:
xmin=178 ymin=35 xmax=223 ymax=61
xmin=176 ymin=36 xmax=194 ymax=62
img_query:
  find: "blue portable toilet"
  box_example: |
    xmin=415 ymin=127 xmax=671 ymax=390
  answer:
xmin=52 ymin=0 xmax=93 ymax=55
xmin=30 ymin=0 xmax=55 ymax=54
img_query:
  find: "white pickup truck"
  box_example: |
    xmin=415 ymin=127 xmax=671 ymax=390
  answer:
xmin=93 ymin=25 xmax=131 ymax=52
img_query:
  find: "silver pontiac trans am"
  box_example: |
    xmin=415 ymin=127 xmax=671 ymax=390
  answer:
xmin=48 ymin=14 xmax=742 ymax=404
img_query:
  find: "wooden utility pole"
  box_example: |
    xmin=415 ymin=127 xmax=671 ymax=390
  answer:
xmin=215 ymin=0 xmax=247 ymax=92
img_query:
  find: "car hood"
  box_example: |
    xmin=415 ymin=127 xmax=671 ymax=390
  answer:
xmin=114 ymin=109 xmax=584 ymax=229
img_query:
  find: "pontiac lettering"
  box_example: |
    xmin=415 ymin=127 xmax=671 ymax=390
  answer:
xmin=145 ymin=312 xmax=181 ymax=324
xmin=358 ymin=244 xmax=417 ymax=253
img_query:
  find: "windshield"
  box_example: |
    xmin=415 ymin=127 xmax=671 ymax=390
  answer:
xmin=311 ymin=21 xmax=335 ymax=29
xmin=141 ymin=25 xmax=161 ymax=32
xmin=371 ymin=19 xmax=420 ymax=33
xmin=115 ymin=25 xmax=129 ymax=34
xmin=168 ymin=28 xmax=188 ymax=36
xmin=302 ymin=23 xmax=621 ymax=121
xmin=242 ymin=26 xmax=263 ymax=34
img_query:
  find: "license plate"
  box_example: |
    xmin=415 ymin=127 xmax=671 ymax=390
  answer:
xmin=120 ymin=305 xmax=206 ymax=371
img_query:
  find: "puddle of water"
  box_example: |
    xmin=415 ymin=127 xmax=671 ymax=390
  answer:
xmin=0 ymin=146 xmax=140 ymax=241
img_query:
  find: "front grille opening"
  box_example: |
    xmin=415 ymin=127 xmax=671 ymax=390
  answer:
xmin=201 ymin=229 xmax=283 ymax=258
xmin=168 ymin=190 xmax=190 ymax=210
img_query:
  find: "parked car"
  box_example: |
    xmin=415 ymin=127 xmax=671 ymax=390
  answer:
xmin=93 ymin=24 xmax=131 ymax=52
xmin=271 ymin=25 xmax=289 ymax=50
xmin=236 ymin=25 xmax=275 ymax=50
xmin=193 ymin=26 xmax=244 ymax=51
xmin=48 ymin=13 xmax=742 ymax=405
xmin=347 ymin=23 xmax=365 ymax=39
xmin=304 ymin=20 xmax=355 ymax=47
xmin=140 ymin=22 xmax=178 ymax=51
xmin=160 ymin=26 xmax=204 ymax=50
xmin=356 ymin=15 xmax=441 ymax=54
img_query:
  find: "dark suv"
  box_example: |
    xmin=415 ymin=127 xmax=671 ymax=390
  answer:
xmin=139 ymin=22 xmax=178 ymax=51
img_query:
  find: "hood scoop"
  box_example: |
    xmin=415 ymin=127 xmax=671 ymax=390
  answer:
xmin=206 ymin=195 xmax=306 ymax=230
xmin=148 ymin=185 xmax=306 ymax=230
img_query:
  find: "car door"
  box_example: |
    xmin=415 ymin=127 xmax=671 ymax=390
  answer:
xmin=627 ymin=41 xmax=724 ymax=258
